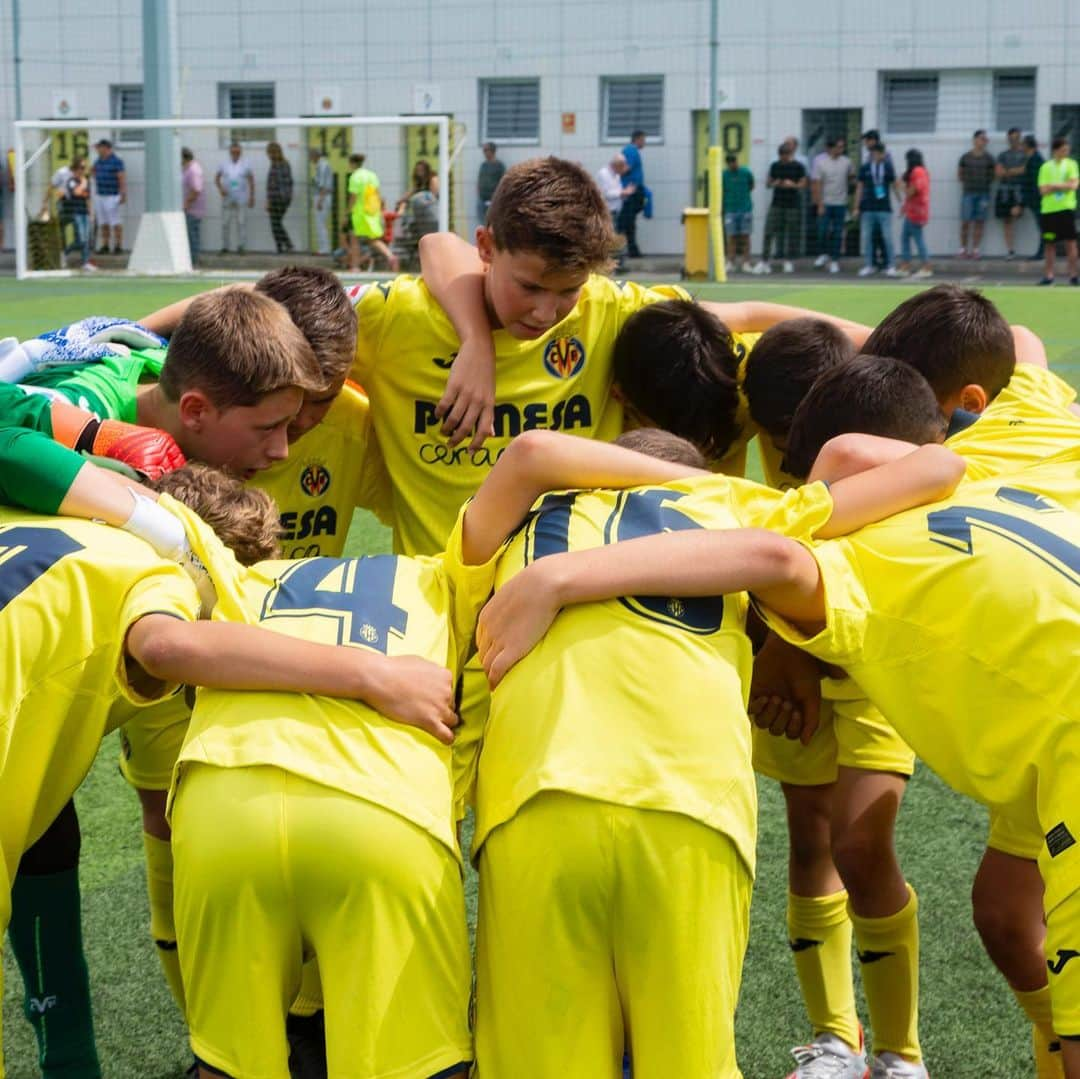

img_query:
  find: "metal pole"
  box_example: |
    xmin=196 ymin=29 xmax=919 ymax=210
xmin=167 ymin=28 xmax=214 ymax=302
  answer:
xmin=12 ymin=0 xmax=23 ymax=121
xmin=143 ymin=0 xmax=180 ymax=212
xmin=708 ymin=0 xmax=718 ymax=151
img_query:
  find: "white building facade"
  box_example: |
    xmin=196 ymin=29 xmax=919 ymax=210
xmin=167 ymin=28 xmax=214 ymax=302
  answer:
xmin=1 ymin=0 xmax=1078 ymax=258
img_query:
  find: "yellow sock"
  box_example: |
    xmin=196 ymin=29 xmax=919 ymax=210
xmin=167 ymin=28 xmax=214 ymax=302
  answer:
xmin=851 ymin=883 xmax=921 ymax=1061
xmin=143 ymin=831 xmax=185 ymax=1015
xmin=290 ymin=959 xmax=324 ymax=1017
xmin=1014 ymin=984 xmax=1064 ymax=1079
xmin=787 ymin=890 xmax=860 ymax=1050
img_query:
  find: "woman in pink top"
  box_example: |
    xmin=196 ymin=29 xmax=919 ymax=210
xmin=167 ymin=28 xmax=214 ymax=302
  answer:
xmin=899 ymin=148 xmax=932 ymax=277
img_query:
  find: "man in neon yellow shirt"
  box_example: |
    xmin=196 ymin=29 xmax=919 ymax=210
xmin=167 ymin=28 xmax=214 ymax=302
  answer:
xmin=347 ymin=152 xmax=398 ymax=272
xmin=1037 ymin=136 xmax=1079 ymax=286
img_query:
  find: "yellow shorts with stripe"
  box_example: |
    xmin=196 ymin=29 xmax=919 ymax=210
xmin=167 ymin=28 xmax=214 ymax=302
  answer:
xmin=172 ymin=764 xmax=472 ymax=1079
xmin=114 ymin=693 xmax=191 ymax=791
xmin=473 ymin=792 xmax=751 ymax=1079
xmin=752 ymin=678 xmax=915 ymax=786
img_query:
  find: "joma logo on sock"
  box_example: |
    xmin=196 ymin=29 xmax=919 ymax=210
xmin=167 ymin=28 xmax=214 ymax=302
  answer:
xmin=29 ymin=995 xmax=57 ymax=1014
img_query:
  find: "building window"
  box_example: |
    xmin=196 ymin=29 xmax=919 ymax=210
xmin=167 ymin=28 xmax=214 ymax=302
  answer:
xmin=994 ymin=71 xmax=1036 ymax=132
xmin=602 ymin=76 xmax=664 ymax=143
xmin=882 ymin=73 xmax=939 ymax=134
xmin=480 ymin=79 xmax=540 ymax=144
xmin=111 ymin=84 xmax=144 ymax=146
xmin=1051 ymin=104 xmax=1080 ymax=143
xmin=219 ymin=83 xmax=276 ymax=144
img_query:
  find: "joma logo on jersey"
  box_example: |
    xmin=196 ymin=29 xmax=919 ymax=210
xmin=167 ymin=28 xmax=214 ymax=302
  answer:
xmin=300 ymin=464 xmax=331 ymax=498
xmin=414 ymin=395 xmax=592 ymax=439
xmin=542 ymin=336 xmax=586 ymax=379
xmin=280 ymin=506 xmax=338 ymax=542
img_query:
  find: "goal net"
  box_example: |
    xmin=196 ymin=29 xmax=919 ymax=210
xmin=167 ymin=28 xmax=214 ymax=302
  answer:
xmin=12 ymin=115 xmax=463 ymax=279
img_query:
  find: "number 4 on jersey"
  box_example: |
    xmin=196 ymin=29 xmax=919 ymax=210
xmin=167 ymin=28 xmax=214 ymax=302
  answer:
xmin=261 ymin=556 xmax=408 ymax=653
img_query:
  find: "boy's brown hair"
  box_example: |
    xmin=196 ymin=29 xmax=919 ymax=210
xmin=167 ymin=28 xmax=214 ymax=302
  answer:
xmin=612 ymin=299 xmax=742 ymax=460
xmin=861 ymin=285 xmax=1015 ymax=403
xmin=152 ymin=463 xmax=282 ymax=566
xmin=486 ymin=157 xmax=616 ymax=272
xmin=255 ymin=266 xmax=358 ymax=383
xmin=614 ymin=427 xmax=708 ymax=469
xmin=159 ymin=288 xmax=325 ymax=408
xmin=743 ymin=319 xmax=855 ymax=440
xmin=784 ymin=354 xmax=947 ymax=479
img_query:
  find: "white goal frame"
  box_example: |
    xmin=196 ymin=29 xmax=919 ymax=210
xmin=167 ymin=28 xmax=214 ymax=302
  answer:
xmin=13 ymin=114 xmax=451 ymax=279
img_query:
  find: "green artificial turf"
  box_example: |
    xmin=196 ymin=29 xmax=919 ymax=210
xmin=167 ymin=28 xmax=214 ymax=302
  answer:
xmin=4 ymin=276 xmax=1075 ymax=1077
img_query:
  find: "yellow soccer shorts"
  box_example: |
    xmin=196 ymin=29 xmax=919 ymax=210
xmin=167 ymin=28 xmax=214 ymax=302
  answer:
xmin=474 ymin=792 xmax=752 ymax=1079
xmin=986 ymin=807 xmax=1044 ymax=861
xmin=753 ymin=679 xmax=915 ymax=787
xmin=115 ymin=692 xmax=191 ymax=791
xmin=1046 ymin=887 xmax=1080 ymax=1037
xmin=172 ymin=764 xmax=472 ymax=1079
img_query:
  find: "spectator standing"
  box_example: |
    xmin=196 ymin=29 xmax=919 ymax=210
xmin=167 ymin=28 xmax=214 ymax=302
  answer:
xmin=754 ymin=141 xmax=806 ymax=274
xmin=995 ymin=127 xmax=1027 ymax=258
xmin=811 ymin=135 xmax=852 ymax=274
xmin=1022 ymin=134 xmax=1046 ymax=260
xmin=898 ymin=148 xmax=932 ymax=278
xmin=346 ymin=152 xmax=398 ymax=272
xmin=310 ymin=147 xmax=334 ymax=255
xmin=393 ymin=159 xmax=440 ymax=269
xmin=596 ymin=152 xmax=630 ymax=266
xmin=957 ymin=129 xmax=995 ymax=258
xmin=60 ymin=157 xmax=93 ymax=269
xmin=853 ymin=141 xmax=904 ymax=277
xmin=91 ymin=139 xmax=126 ymax=254
xmin=265 ymin=142 xmax=294 ymax=254
xmin=476 ymin=142 xmax=505 ymax=226
xmin=619 ymin=130 xmax=647 ymax=258
xmin=1036 ymin=136 xmax=1079 ymax=286
xmin=181 ymin=147 xmax=206 ymax=267
xmin=215 ymin=141 xmax=255 ymax=254
xmin=860 ymin=129 xmax=892 ymax=268
xmin=721 ymin=152 xmax=754 ymax=273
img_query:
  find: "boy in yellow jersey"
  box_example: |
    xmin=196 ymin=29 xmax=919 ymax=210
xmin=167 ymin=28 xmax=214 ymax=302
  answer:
xmin=0 ymin=462 xmax=466 ymax=1079
xmin=780 ymin=350 xmax=1080 ymax=1079
xmin=166 ymin=428 xmax=739 ymax=1079
xmin=457 ymin=432 xmax=962 ymax=1079
xmin=474 ymin=442 xmax=1080 ymax=1079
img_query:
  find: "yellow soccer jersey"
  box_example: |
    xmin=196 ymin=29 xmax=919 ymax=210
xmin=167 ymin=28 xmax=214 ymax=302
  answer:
xmin=0 ymin=512 xmax=200 ymax=873
xmin=250 ymin=382 xmax=394 ymax=559
xmin=173 ymin=508 xmax=499 ymax=858
xmin=947 ymin=364 xmax=1080 ymax=482
xmin=763 ymin=456 xmax=1080 ymax=912
xmin=472 ymin=473 xmax=834 ymax=875
xmin=350 ymin=274 xmax=688 ymax=556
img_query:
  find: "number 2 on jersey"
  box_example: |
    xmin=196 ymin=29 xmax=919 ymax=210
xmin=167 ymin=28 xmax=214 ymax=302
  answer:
xmin=261 ymin=556 xmax=408 ymax=653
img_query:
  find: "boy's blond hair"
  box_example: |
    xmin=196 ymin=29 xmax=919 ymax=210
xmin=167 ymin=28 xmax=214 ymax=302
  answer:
xmin=159 ymin=288 xmax=325 ymax=409
xmin=487 ymin=157 xmax=616 ymax=273
xmin=255 ymin=266 xmax=358 ymax=383
xmin=153 ymin=463 xmax=282 ymax=566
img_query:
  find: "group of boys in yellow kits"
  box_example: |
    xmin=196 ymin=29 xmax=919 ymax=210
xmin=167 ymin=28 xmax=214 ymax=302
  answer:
xmin=1 ymin=155 xmax=1079 ymax=1079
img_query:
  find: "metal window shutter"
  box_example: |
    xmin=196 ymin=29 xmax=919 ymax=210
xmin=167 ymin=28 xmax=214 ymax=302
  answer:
xmin=605 ymin=78 xmax=663 ymax=140
xmin=484 ymin=81 xmax=540 ymax=141
xmin=884 ymin=75 xmax=938 ymax=134
xmin=995 ymin=73 xmax=1035 ymax=132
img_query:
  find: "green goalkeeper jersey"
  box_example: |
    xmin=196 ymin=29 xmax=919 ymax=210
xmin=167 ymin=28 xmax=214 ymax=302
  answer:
xmin=20 ymin=347 xmax=167 ymax=422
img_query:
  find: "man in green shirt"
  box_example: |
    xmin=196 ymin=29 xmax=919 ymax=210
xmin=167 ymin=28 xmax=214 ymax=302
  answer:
xmin=346 ymin=152 xmax=398 ymax=272
xmin=721 ymin=152 xmax=755 ymax=272
xmin=1036 ymin=136 xmax=1079 ymax=286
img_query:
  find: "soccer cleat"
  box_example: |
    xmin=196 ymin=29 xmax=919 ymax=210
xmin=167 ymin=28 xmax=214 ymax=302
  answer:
xmin=814 ymin=253 xmax=829 ymax=268
xmin=869 ymin=1053 xmax=929 ymax=1079
xmin=786 ymin=1031 xmax=869 ymax=1078
xmin=857 ymin=266 xmax=877 ymax=277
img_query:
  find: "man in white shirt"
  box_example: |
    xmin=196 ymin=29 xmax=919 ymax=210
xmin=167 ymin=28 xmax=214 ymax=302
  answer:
xmin=596 ymin=153 xmax=632 ymax=267
xmin=310 ymin=148 xmax=334 ymax=255
xmin=215 ymin=141 xmax=255 ymax=254
xmin=812 ymin=136 xmax=854 ymax=273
